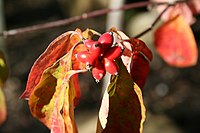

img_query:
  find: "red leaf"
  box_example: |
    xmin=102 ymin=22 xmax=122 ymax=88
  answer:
xmin=130 ymin=51 xmax=150 ymax=89
xmin=112 ymin=30 xmax=152 ymax=74
xmin=97 ymin=59 xmax=146 ymax=133
xmin=71 ymin=74 xmax=81 ymax=106
xmin=20 ymin=30 xmax=82 ymax=99
xmin=154 ymin=15 xmax=198 ymax=67
xmin=109 ymin=30 xmax=151 ymax=88
xmin=129 ymin=38 xmax=153 ymax=61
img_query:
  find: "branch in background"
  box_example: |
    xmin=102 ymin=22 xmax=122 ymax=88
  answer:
xmin=0 ymin=0 xmax=187 ymax=38
xmin=133 ymin=5 xmax=170 ymax=38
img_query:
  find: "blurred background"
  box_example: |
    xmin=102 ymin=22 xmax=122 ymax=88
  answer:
xmin=0 ymin=0 xmax=200 ymax=133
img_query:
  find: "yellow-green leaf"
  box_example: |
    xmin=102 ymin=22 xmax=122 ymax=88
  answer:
xmin=0 ymin=51 xmax=8 ymax=87
xmin=0 ymin=51 xmax=8 ymax=126
xmin=29 ymin=44 xmax=86 ymax=133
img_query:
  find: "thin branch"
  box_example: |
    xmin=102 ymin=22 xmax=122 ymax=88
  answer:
xmin=0 ymin=0 xmax=187 ymax=38
xmin=133 ymin=5 xmax=170 ymax=38
xmin=133 ymin=0 xmax=188 ymax=38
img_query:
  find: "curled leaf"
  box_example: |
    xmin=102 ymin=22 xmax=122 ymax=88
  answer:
xmin=21 ymin=30 xmax=82 ymax=99
xmin=112 ymin=30 xmax=152 ymax=88
xmin=114 ymin=30 xmax=132 ymax=72
xmin=113 ymin=30 xmax=152 ymax=70
xmin=29 ymin=44 xmax=87 ymax=133
xmin=82 ymin=28 xmax=101 ymax=39
xmin=0 ymin=51 xmax=9 ymax=125
xmin=125 ymin=38 xmax=153 ymax=62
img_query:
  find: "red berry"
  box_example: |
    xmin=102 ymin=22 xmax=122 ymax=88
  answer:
xmin=104 ymin=46 xmax=123 ymax=60
xmin=83 ymin=39 xmax=95 ymax=51
xmin=84 ymin=41 xmax=102 ymax=68
xmin=90 ymin=42 xmax=102 ymax=60
xmin=98 ymin=32 xmax=113 ymax=51
xmin=76 ymin=41 xmax=102 ymax=67
xmin=103 ymin=58 xmax=118 ymax=75
xmin=92 ymin=61 xmax=106 ymax=82
xmin=76 ymin=51 xmax=90 ymax=63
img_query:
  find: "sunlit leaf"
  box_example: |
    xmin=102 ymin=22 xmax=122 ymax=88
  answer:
xmin=130 ymin=51 xmax=150 ymax=89
xmin=0 ymin=89 xmax=6 ymax=126
xmin=0 ymin=51 xmax=9 ymax=126
xmin=29 ymin=44 xmax=87 ymax=133
xmin=97 ymin=59 xmax=146 ymax=133
xmin=113 ymin=30 xmax=132 ymax=72
xmin=154 ymin=15 xmax=198 ymax=67
xmin=82 ymin=28 xmax=101 ymax=39
xmin=21 ymin=30 xmax=82 ymax=99
xmin=0 ymin=51 xmax=9 ymax=87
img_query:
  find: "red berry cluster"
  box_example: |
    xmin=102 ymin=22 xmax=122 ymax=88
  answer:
xmin=76 ymin=32 xmax=123 ymax=82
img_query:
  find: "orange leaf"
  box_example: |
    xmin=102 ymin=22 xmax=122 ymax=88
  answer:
xmin=154 ymin=15 xmax=198 ymax=67
xmin=97 ymin=59 xmax=146 ymax=133
xmin=29 ymin=44 xmax=87 ymax=133
xmin=0 ymin=89 xmax=6 ymax=126
xmin=21 ymin=30 xmax=82 ymax=99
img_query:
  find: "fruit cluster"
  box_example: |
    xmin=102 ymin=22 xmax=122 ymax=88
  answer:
xmin=76 ymin=32 xmax=123 ymax=82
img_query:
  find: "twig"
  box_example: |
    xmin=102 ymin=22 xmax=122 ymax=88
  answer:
xmin=0 ymin=0 xmax=187 ymax=38
xmin=133 ymin=5 xmax=170 ymax=38
xmin=133 ymin=0 xmax=188 ymax=38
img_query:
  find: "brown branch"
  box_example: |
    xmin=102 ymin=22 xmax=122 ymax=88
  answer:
xmin=133 ymin=5 xmax=170 ymax=38
xmin=0 ymin=0 xmax=187 ymax=38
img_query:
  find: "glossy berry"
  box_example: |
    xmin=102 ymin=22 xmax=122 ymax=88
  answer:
xmin=90 ymin=42 xmax=102 ymax=60
xmin=76 ymin=51 xmax=91 ymax=63
xmin=98 ymin=32 xmax=113 ymax=51
xmin=104 ymin=46 xmax=123 ymax=60
xmin=83 ymin=39 xmax=95 ymax=51
xmin=103 ymin=58 xmax=118 ymax=75
xmin=92 ymin=61 xmax=106 ymax=82
xmin=84 ymin=41 xmax=102 ymax=68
